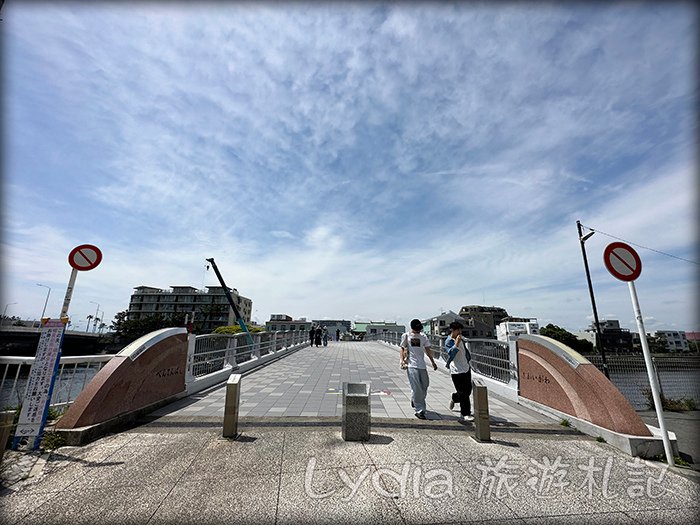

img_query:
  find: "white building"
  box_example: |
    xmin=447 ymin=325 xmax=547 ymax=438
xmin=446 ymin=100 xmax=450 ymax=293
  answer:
xmin=496 ymin=318 xmax=539 ymax=342
xmin=653 ymin=330 xmax=689 ymax=352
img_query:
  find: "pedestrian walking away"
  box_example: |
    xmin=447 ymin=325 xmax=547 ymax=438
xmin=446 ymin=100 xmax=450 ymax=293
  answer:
xmin=309 ymin=326 xmax=316 ymax=345
xmin=445 ymin=321 xmax=474 ymax=422
xmin=336 ymin=328 xmax=340 ymax=341
xmin=314 ymin=326 xmax=322 ymax=347
xmin=400 ymin=318 xmax=437 ymax=419
xmin=322 ymin=327 xmax=329 ymax=347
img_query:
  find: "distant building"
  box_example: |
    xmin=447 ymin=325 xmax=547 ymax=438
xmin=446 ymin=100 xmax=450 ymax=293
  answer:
xmin=579 ymin=320 xmax=633 ymax=353
xmin=423 ymin=311 xmax=463 ymax=336
xmin=366 ymin=321 xmax=406 ymax=337
xmin=458 ymin=305 xmax=509 ymax=338
xmin=351 ymin=321 xmax=405 ymax=339
xmin=128 ymin=285 xmax=252 ymax=333
xmin=312 ymin=320 xmax=352 ymax=338
xmin=266 ymin=314 xmax=312 ymax=332
xmin=653 ymin=330 xmax=690 ymax=352
xmin=496 ymin=317 xmax=539 ymax=343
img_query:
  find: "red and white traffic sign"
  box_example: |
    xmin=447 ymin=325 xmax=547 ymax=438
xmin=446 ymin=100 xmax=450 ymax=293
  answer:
xmin=603 ymin=242 xmax=642 ymax=282
xmin=68 ymin=244 xmax=102 ymax=271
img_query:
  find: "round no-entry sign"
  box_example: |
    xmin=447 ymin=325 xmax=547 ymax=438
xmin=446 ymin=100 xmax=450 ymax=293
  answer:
xmin=68 ymin=244 xmax=102 ymax=271
xmin=603 ymin=242 xmax=642 ymax=282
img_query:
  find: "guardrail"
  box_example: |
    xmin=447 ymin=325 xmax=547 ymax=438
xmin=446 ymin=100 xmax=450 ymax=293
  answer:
xmin=369 ymin=331 xmax=512 ymax=384
xmin=0 ymin=355 xmax=114 ymax=409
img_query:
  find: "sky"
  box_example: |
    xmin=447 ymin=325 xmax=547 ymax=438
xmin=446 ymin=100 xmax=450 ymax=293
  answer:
xmin=1 ymin=2 xmax=698 ymax=335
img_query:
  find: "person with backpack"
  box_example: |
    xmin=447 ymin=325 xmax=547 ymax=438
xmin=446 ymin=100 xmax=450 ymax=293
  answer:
xmin=400 ymin=319 xmax=438 ymax=419
xmin=445 ymin=321 xmax=474 ymax=422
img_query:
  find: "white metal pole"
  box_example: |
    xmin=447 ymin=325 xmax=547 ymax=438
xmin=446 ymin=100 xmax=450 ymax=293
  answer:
xmin=628 ymin=281 xmax=674 ymax=466
xmin=60 ymin=269 xmax=78 ymax=318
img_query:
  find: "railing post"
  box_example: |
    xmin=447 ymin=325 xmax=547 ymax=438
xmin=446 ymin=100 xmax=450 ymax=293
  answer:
xmin=226 ymin=336 xmax=238 ymax=366
xmin=185 ymin=334 xmax=196 ymax=386
xmin=253 ymin=333 xmax=261 ymax=359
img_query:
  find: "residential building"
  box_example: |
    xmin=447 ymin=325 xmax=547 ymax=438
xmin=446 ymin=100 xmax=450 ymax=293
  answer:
xmin=423 ymin=311 xmax=464 ymax=336
xmin=458 ymin=305 xmax=509 ymax=337
xmin=128 ymin=285 xmax=252 ymax=333
xmin=266 ymin=315 xmax=312 ymax=332
xmin=653 ymin=330 xmax=690 ymax=352
xmin=496 ymin=317 xmax=539 ymax=343
xmin=579 ymin=320 xmax=633 ymax=353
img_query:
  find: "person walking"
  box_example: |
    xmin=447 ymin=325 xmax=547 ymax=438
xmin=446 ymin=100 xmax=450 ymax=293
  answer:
xmin=445 ymin=321 xmax=474 ymax=422
xmin=309 ymin=326 xmax=316 ymax=345
xmin=314 ymin=326 xmax=323 ymax=347
xmin=322 ymin=327 xmax=329 ymax=346
xmin=336 ymin=328 xmax=340 ymax=341
xmin=400 ymin=318 xmax=438 ymax=419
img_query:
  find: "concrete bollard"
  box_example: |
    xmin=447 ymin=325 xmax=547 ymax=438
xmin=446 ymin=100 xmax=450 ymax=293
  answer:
xmin=1 ymin=410 xmax=15 ymax=464
xmin=342 ymin=382 xmax=370 ymax=441
xmin=472 ymin=379 xmax=491 ymax=442
xmin=223 ymin=373 xmax=242 ymax=439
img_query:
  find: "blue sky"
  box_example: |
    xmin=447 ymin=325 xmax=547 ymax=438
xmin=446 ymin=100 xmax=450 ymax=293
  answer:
xmin=2 ymin=2 xmax=698 ymax=334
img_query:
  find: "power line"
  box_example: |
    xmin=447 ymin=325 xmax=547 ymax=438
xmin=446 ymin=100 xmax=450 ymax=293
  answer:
xmin=581 ymin=223 xmax=699 ymax=266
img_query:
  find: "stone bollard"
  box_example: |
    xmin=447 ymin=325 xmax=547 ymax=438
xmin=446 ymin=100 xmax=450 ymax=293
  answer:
xmin=472 ymin=379 xmax=491 ymax=442
xmin=342 ymin=382 xmax=370 ymax=441
xmin=223 ymin=374 xmax=242 ymax=439
xmin=1 ymin=410 xmax=15 ymax=464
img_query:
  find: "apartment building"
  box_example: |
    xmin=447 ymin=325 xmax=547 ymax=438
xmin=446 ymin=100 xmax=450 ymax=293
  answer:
xmin=654 ymin=330 xmax=690 ymax=352
xmin=128 ymin=285 xmax=252 ymax=333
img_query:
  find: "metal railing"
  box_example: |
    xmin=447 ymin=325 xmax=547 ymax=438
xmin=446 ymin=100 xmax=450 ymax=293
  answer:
xmin=191 ymin=329 xmax=308 ymax=379
xmin=588 ymin=354 xmax=700 ymax=410
xmin=371 ymin=331 xmax=512 ymax=384
xmin=0 ymin=355 xmax=114 ymax=409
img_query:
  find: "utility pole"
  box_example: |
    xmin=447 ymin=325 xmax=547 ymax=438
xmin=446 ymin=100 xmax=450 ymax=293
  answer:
xmin=576 ymin=220 xmax=610 ymax=379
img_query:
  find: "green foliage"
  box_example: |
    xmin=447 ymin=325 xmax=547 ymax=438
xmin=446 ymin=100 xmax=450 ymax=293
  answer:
xmin=111 ymin=310 xmax=187 ymax=340
xmin=213 ymin=325 xmax=266 ymax=335
xmin=596 ymin=436 xmax=606 ymax=443
xmin=649 ymin=454 xmax=690 ymax=467
xmin=539 ymin=324 xmax=594 ymax=354
xmin=46 ymin=406 xmax=65 ymax=422
xmin=40 ymin=431 xmax=65 ymax=451
xmin=645 ymin=335 xmax=670 ymax=354
xmin=642 ymin=388 xmax=696 ymax=411
xmin=688 ymin=340 xmax=700 ymax=353
xmin=559 ymin=418 xmax=571 ymax=427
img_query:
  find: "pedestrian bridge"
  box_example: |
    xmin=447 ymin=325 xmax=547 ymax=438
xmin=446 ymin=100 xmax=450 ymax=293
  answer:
xmin=2 ymin=327 xmax=675 ymax=458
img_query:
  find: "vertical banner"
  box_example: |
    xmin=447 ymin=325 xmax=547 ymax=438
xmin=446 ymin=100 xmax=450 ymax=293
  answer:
xmin=12 ymin=317 xmax=67 ymax=450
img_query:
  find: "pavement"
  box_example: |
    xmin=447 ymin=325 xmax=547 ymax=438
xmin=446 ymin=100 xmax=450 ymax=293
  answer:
xmin=1 ymin=341 xmax=699 ymax=524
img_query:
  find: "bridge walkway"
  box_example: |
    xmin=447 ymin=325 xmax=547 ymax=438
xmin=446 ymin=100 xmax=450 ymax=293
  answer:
xmin=151 ymin=340 xmax=552 ymax=424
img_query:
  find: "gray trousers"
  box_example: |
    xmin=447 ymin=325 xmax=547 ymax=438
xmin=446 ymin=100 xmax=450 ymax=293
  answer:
xmin=407 ymin=367 xmax=430 ymax=414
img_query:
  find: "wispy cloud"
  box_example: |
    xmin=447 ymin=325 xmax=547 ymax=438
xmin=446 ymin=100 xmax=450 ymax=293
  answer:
xmin=2 ymin=2 xmax=697 ymax=333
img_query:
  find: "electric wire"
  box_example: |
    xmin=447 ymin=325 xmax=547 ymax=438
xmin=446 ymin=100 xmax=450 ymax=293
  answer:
xmin=580 ymin=224 xmax=699 ymax=266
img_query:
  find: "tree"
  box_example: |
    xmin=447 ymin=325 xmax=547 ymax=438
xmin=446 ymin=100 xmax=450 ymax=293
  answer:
xmin=110 ymin=310 xmax=187 ymax=341
xmin=539 ymin=324 xmax=594 ymax=354
xmin=213 ymin=325 xmax=266 ymax=335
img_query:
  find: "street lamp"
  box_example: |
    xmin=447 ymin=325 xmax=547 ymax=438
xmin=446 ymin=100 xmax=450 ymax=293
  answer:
xmin=3 ymin=302 xmax=17 ymax=320
xmin=36 ymin=283 xmax=51 ymax=320
xmin=576 ymin=220 xmax=610 ymax=379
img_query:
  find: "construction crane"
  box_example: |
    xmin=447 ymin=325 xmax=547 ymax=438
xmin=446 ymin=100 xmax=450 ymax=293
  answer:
xmin=205 ymin=258 xmax=253 ymax=345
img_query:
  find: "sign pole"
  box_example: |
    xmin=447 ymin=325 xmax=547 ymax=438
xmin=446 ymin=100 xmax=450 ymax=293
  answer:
xmin=628 ymin=280 xmax=674 ymax=467
xmin=60 ymin=268 xmax=78 ymax=318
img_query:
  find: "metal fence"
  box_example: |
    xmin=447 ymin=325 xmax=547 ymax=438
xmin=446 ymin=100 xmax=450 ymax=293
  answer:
xmin=588 ymin=354 xmax=700 ymax=410
xmin=191 ymin=330 xmax=308 ymax=379
xmin=372 ymin=331 xmax=512 ymax=384
xmin=0 ymin=355 xmax=114 ymax=409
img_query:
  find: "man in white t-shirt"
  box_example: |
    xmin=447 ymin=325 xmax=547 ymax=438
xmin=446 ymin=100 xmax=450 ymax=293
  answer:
xmin=445 ymin=321 xmax=474 ymax=422
xmin=400 ymin=319 xmax=438 ymax=419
